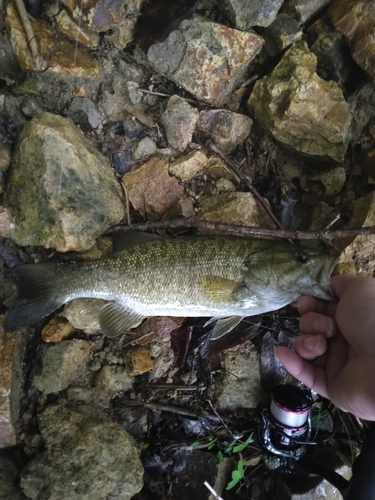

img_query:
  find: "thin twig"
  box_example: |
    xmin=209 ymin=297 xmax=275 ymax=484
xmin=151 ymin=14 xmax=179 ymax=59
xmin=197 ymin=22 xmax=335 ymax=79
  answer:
xmin=137 ymin=88 xmax=195 ymax=103
xmin=324 ymin=214 xmax=341 ymax=230
xmin=208 ymin=142 xmax=284 ymax=230
xmin=120 ymin=181 xmax=131 ymax=226
xmin=204 ymin=481 xmax=224 ymax=500
xmin=107 ymin=216 xmax=375 ymax=242
xmin=207 ymin=398 xmax=236 ymax=439
xmin=14 ymin=0 xmax=45 ymax=70
xmin=149 ymin=384 xmax=203 ymax=391
xmin=123 ymin=400 xmax=223 ymax=422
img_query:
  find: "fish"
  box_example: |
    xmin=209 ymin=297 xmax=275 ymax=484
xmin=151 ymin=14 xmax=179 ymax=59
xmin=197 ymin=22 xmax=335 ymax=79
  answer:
xmin=3 ymin=232 xmax=337 ymax=339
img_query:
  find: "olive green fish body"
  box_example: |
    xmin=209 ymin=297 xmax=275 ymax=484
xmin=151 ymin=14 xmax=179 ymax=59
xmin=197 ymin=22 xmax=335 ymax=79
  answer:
xmin=4 ymin=235 xmax=337 ymax=338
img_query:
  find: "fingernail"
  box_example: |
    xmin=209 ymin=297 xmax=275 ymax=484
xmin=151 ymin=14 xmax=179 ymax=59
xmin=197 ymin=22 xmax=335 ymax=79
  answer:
xmin=315 ymin=316 xmax=333 ymax=337
xmin=303 ymin=335 xmax=320 ymax=351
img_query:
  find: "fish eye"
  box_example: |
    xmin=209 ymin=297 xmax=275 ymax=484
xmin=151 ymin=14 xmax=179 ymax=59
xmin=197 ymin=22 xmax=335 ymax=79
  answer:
xmin=293 ymin=251 xmax=309 ymax=264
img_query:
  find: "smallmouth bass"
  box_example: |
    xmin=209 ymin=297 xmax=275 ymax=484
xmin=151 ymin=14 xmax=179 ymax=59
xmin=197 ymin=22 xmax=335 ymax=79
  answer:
xmin=4 ymin=233 xmax=337 ymax=339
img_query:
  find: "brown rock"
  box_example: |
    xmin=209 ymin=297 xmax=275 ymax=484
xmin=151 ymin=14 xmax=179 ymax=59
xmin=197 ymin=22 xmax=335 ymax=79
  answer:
xmin=328 ymin=0 xmax=375 ymax=82
xmin=130 ymin=316 xmax=184 ymax=345
xmin=124 ymin=346 xmax=153 ymax=375
xmin=56 ymin=9 xmax=99 ymax=48
xmin=199 ymin=192 xmax=276 ymax=232
xmin=0 ymin=321 xmax=27 ymax=448
xmin=41 ymin=317 xmax=75 ymax=343
xmin=5 ymin=3 xmax=99 ymax=76
xmin=122 ymin=158 xmax=184 ymax=220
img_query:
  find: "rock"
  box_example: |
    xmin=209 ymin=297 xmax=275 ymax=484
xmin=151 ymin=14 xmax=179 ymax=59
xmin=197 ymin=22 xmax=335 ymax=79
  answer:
xmin=131 ymin=316 xmax=184 ymax=345
xmin=169 ymin=150 xmax=208 ymax=182
xmin=215 ymin=177 xmax=236 ymax=193
xmin=124 ymin=346 xmax=153 ymax=375
xmin=264 ymin=14 xmax=303 ymax=57
xmin=62 ymin=0 xmax=142 ymax=49
xmin=4 ymin=113 xmax=125 ymax=252
xmin=0 ymin=452 xmax=26 ymax=500
xmin=197 ymin=109 xmax=253 ymax=153
xmin=0 ymin=142 xmax=10 ymax=194
xmin=94 ymin=364 xmax=133 ymax=403
xmin=5 ymin=3 xmax=99 ymax=76
xmin=328 ymin=0 xmax=375 ymax=82
xmin=148 ymin=337 xmax=175 ymax=381
xmin=148 ymin=15 xmax=264 ymax=107
xmin=249 ymin=42 xmax=352 ymax=162
xmin=162 ymin=197 xmax=195 ymax=219
xmin=63 ymin=298 xmax=106 ymax=333
xmin=214 ymin=342 xmax=264 ymax=410
xmin=199 ymin=192 xmax=276 ymax=230
xmin=55 ymin=9 xmax=99 ymax=48
xmin=363 ymin=148 xmax=375 ymax=184
xmin=308 ymin=166 xmax=346 ymax=196
xmin=281 ymin=0 xmax=332 ymax=23
xmin=336 ymin=191 xmax=375 ymax=276
xmin=20 ymin=401 xmax=144 ymax=500
xmin=0 ymin=323 xmax=27 ymax=447
xmin=171 ymin=448 xmax=232 ymax=500
xmin=308 ymin=18 xmax=355 ymax=84
xmin=221 ymin=0 xmax=284 ymax=28
xmin=78 ymin=236 xmax=113 ymax=261
xmin=0 ymin=206 xmax=16 ymax=240
xmin=348 ymin=84 xmax=375 ymax=142
xmin=69 ymin=97 xmax=102 ymax=131
xmin=122 ymin=157 xmax=184 ymax=220
xmin=33 ymin=340 xmax=92 ymax=394
xmin=309 ymin=201 xmax=335 ymax=230
xmin=161 ymin=96 xmax=199 ymax=152
xmin=133 ymin=137 xmax=157 ymax=160
xmin=41 ymin=317 xmax=75 ymax=343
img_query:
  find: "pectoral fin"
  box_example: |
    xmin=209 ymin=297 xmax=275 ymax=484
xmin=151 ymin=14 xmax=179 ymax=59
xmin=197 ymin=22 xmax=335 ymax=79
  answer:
xmin=210 ymin=316 xmax=244 ymax=340
xmin=99 ymin=302 xmax=145 ymax=338
xmin=198 ymin=275 xmax=239 ymax=303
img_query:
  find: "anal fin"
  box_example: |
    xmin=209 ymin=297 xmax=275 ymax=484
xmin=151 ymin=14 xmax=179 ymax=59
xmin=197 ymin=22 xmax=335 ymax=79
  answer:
xmin=210 ymin=316 xmax=244 ymax=340
xmin=99 ymin=302 xmax=145 ymax=338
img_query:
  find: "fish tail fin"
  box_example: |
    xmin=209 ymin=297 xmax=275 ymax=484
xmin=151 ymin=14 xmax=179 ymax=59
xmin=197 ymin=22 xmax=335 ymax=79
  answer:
xmin=3 ymin=263 xmax=65 ymax=331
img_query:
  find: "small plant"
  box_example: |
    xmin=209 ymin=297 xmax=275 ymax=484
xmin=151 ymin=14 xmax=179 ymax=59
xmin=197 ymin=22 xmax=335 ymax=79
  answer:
xmin=139 ymin=442 xmax=150 ymax=451
xmin=13 ymin=78 xmax=38 ymax=96
xmin=226 ymin=460 xmax=246 ymax=490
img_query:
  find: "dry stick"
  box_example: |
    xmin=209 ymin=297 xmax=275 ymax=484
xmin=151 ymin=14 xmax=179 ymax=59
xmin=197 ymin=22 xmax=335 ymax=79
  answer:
xmin=14 ymin=0 xmax=44 ymax=70
xmin=208 ymin=142 xmax=284 ymax=230
xmin=125 ymin=401 xmax=223 ymax=422
xmin=111 ymin=216 xmax=375 ymax=242
xmin=120 ymin=181 xmax=131 ymax=226
xmin=138 ymin=89 xmax=195 ymax=103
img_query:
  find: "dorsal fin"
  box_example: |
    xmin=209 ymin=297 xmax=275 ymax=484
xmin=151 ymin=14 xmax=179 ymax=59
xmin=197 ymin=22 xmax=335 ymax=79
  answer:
xmin=112 ymin=231 xmax=162 ymax=252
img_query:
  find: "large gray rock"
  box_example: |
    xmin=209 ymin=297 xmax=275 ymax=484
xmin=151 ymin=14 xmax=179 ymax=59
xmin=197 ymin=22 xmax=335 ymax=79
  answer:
xmin=281 ymin=0 xmax=332 ymax=23
xmin=249 ymin=42 xmax=352 ymax=162
xmin=148 ymin=15 xmax=264 ymax=107
xmin=222 ymin=0 xmax=284 ymax=28
xmin=33 ymin=340 xmax=93 ymax=394
xmin=3 ymin=112 xmax=125 ymax=252
xmin=20 ymin=401 xmax=144 ymax=500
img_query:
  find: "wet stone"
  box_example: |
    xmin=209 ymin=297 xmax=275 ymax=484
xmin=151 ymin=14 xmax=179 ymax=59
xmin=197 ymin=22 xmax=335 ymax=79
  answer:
xmin=0 ymin=325 xmax=27 ymax=448
xmin=41 ymin=317 xmax=75 ymax=343
xmin=221 ymin=0 xmax=284 ymax=29
xmin=249 ymin=41 xmax=352 ymax=162
xmin=69 ymin=97 xmax=102 ymax=131
xmin=124 ymin=346 xmax=153 ymax=375
xmin=281 ymin=0 xmax=332 ymax=23
xmin=0 ymin=142 xmax=10 ymax=194
xmin=94 ymin=364 xmax=133 ymax=404
xmin=5 ymin=3 xmax=99 ymax=76
xmin=328 ymin=0 xmax=375 ymax=82
xmin=214 ymin=342 xmax=264 ymax=410
xmin=63 ymin=298 xmax=106 ymax=333
xmin=122 ymin=157 xmax=184 ymax=220
xmin=161 ymin=95 xmax=199 ymax=152
xmin=4 ymin=113 xmax=125 ymax=252
xmin=265 ymin=14 xmax=303 ymax=57
xmin=199 ymin=192 xmax=276 ymax=231
xmin=197 ymin=108 xmax=253 ymax=153
xmin=55 ymin=9 xmax=99 ymax=48
xmin=33 ymin=340 xmax=92 ymax=394
xmin=20 ymin=401 xmax=144 ymax=500
xmin=133 ymin=137 xmax=157 ymax=160
xmin=147 ymin=14 xmax=264 ymax=107
xmin=169 ymin=150 xmax=208 ymax=182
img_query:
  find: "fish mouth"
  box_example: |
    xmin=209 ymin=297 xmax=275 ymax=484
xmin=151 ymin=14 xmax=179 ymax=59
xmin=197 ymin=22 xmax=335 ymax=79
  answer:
xmin=306 ymin=256 xmax=339 ymax=301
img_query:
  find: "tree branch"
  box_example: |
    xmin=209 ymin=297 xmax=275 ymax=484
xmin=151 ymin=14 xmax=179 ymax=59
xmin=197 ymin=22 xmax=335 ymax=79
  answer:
xmin=109 ymin=216 xmax=375 ymax=242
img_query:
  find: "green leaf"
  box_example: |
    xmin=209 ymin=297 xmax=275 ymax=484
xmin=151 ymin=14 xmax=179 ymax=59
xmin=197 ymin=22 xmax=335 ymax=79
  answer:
xmin=224 ymin=439 xmax=237 ymax=454
xmin=190 ymin=441 xmax=200 ymax=448
xmin=207 ymin=437 xmax=217 ymax=450
xmin=232 ymin=433 xmax=254 ymax=453
xmin=226 ymin=461 xmax=245 ymax=490
xmin=13 ymin=78 xmax=38 ymax=96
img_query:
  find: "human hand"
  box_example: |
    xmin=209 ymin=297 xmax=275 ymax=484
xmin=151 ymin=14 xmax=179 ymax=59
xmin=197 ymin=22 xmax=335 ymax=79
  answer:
xmin=277 ymin=274 xmax=375 ymax=420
